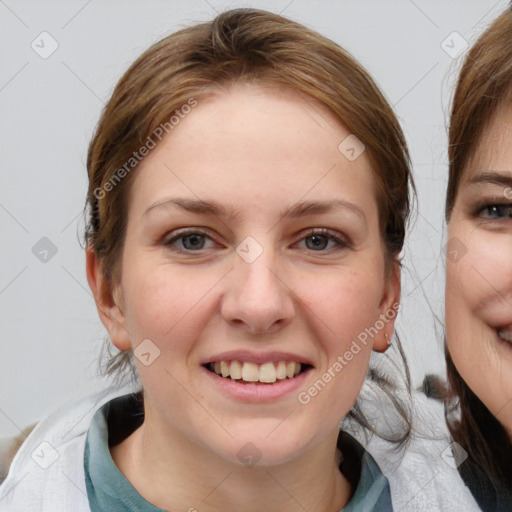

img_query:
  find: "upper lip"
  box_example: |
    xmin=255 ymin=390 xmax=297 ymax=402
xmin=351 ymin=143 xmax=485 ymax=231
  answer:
xmin=201 ymin=350 xmax=314 ymax=366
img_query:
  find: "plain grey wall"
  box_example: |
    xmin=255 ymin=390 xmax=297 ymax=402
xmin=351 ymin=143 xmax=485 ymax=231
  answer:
xmin=1 ymin=0 xmax=508 ymax=437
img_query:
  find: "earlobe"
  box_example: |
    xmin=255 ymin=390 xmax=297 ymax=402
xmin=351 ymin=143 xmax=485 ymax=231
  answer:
xmin=373 ymin=262 xmax=401 ymax=353
xmin=85 ymin=246 xmax=132 ymax=351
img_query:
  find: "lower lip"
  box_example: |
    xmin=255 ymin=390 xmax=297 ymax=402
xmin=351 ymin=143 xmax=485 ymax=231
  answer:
xmin=201 ymin=366 xmax=312 ymax=402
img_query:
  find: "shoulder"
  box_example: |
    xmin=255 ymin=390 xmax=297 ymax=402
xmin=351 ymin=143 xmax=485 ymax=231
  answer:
xmin=0 ymin=384 xmax=136 ymax=511
xmin=336 ymin=431 xmax=393 ymax=511
xmin=0 ymin=424 xmax=37 ymax=484
xmin=351 ymin=390 xmax=482 ymax=511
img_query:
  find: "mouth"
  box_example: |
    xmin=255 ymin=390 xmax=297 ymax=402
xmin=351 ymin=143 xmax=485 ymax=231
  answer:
xmin=204 ymin=360 xmax=313 ymax=384
xmin=497 ymin=327 xmax=512 ymax=344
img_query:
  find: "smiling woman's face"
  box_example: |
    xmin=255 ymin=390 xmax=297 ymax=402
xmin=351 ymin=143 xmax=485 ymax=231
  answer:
xmin=446 ymin=105 xmax=512 ymax=439
xmin=96 ymin=83 xmax=398 ymax=465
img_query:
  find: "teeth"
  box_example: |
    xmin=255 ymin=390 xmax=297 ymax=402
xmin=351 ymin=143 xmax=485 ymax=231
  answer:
xmin=209 ymin=360 xmax=304 ymax=383
xmin=498 ymin=329 xmax=512 ymax=343
xmin=241 ymin=362 xmax=259 ymax=382
xmin=276 ymin=361 xmax=287 ymax=379
xmin=259 ymin=362 xmax=276 ymax=383
xmin=230 ymin=360 xmax=242 ymax=380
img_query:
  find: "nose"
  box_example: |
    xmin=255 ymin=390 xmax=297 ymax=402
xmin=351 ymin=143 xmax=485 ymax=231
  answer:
xmin=220 ymin=249 xmax=296 ymax=335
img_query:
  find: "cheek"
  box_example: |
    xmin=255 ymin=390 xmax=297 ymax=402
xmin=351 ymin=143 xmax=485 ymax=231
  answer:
xmin=445 ymin=229 xmax=489 ymax=364
xmin=121 ymin=259 xmax=218 ymax=352
xmin=295 ymin=267 xmax=385 ymax=389
xmin=446 ymin=227 xmax=512 ymax=323
xmin=302 ymin=268 xmax=384 ymax=332
xmin=446 ymin=224 xmax=512 ymax=429
xmin=468 ymin=236 xmax=512 ymax=294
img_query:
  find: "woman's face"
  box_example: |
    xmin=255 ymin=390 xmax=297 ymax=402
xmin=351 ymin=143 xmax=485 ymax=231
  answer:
xmin=446 ymin=105 xmax=512 ymax=438
xmin=93 ymin=83 xmax=399 ymax=465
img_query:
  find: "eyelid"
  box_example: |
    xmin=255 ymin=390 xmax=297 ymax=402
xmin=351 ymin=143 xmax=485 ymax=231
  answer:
xmin=162 ymin=227 xmax=350 ymax=253
xmin=163 ymin=228 xmax=218 ymax=250
xmin=294 ymin=227 xmax=350 ymax=250
xmin=472 ymin=201 xmax=512 ymax=219
xmin=472 ymin=200 xmax=510 ymax=212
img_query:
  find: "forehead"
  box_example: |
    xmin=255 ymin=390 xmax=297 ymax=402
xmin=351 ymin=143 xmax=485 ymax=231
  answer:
xmin=129 ymin=83 xmax=378 ymax=218
xmin=463 ymin=102 xmax=512 ymax=182
xmin=162 ymin=83 xmax=352 ymax=159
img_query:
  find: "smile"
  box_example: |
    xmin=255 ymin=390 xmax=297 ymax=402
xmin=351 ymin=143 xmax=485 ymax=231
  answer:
xmin=206 ymin=360 xmax=311 ymax=384
xmin=497 ymin=327 xmax=512 ymax=344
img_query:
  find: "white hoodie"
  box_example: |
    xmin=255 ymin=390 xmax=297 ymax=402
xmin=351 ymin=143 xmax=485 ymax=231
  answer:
xmin=0 ymin=385 xmax=481 ymax=511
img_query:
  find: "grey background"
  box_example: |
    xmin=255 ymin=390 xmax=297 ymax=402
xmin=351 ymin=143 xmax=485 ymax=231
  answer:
xmin=1 ymin=0 xmax=508 ymax=437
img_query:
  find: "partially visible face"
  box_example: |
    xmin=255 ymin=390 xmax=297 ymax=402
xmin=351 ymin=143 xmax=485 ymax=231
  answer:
xmin=446 ymin=104 xmax=512 ymax=438
xmin=109 ymin=83 xmax=398 ymax=466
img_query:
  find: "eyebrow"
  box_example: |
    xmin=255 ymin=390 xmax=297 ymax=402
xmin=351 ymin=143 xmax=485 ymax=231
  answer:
xmin=468 ymin=171 xmax=512 ymax=187
xmin=143 ymin=197 xmax=366 ymax=222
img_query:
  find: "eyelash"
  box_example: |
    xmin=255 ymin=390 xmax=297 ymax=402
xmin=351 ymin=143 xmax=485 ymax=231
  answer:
xmin=162 ymin=228 xmax=349 ymax=254
xmin=474 ymin=202 xmax=512 ymax=220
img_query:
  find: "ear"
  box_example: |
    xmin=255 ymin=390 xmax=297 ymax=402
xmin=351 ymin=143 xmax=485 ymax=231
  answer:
xmin=372 ymin=261 xmax=401 ymax=353
xmin=85 ymin=245 xmax=131 ymax=351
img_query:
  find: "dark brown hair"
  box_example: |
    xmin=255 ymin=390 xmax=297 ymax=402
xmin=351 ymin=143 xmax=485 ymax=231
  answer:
xmin=84 ymin=7 xmax=413 ymax=442
xmin=446 ymin=7 xmax=512 ymax=488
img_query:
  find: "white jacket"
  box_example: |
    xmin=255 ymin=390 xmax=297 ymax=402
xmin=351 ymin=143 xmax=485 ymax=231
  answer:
xmin=0 ymin=386 xmax=481 ymax=511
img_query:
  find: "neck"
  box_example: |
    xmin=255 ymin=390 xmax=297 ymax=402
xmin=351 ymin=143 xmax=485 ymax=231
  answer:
xmin=110 ymin=410 xmax=352 ymax=512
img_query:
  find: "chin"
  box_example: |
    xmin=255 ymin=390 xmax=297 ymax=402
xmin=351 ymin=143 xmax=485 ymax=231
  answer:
xmin=210 ymin=429 xmax=313 ymax=468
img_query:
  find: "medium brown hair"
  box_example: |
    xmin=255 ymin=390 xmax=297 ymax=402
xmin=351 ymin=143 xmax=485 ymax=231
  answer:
xmin=446 ymin=8 xmax=512 ymax=218
xmin=445 ymin=7 xmax=512 ymax=488
xmin=84 ymin=8 xmax=413 ymax=441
